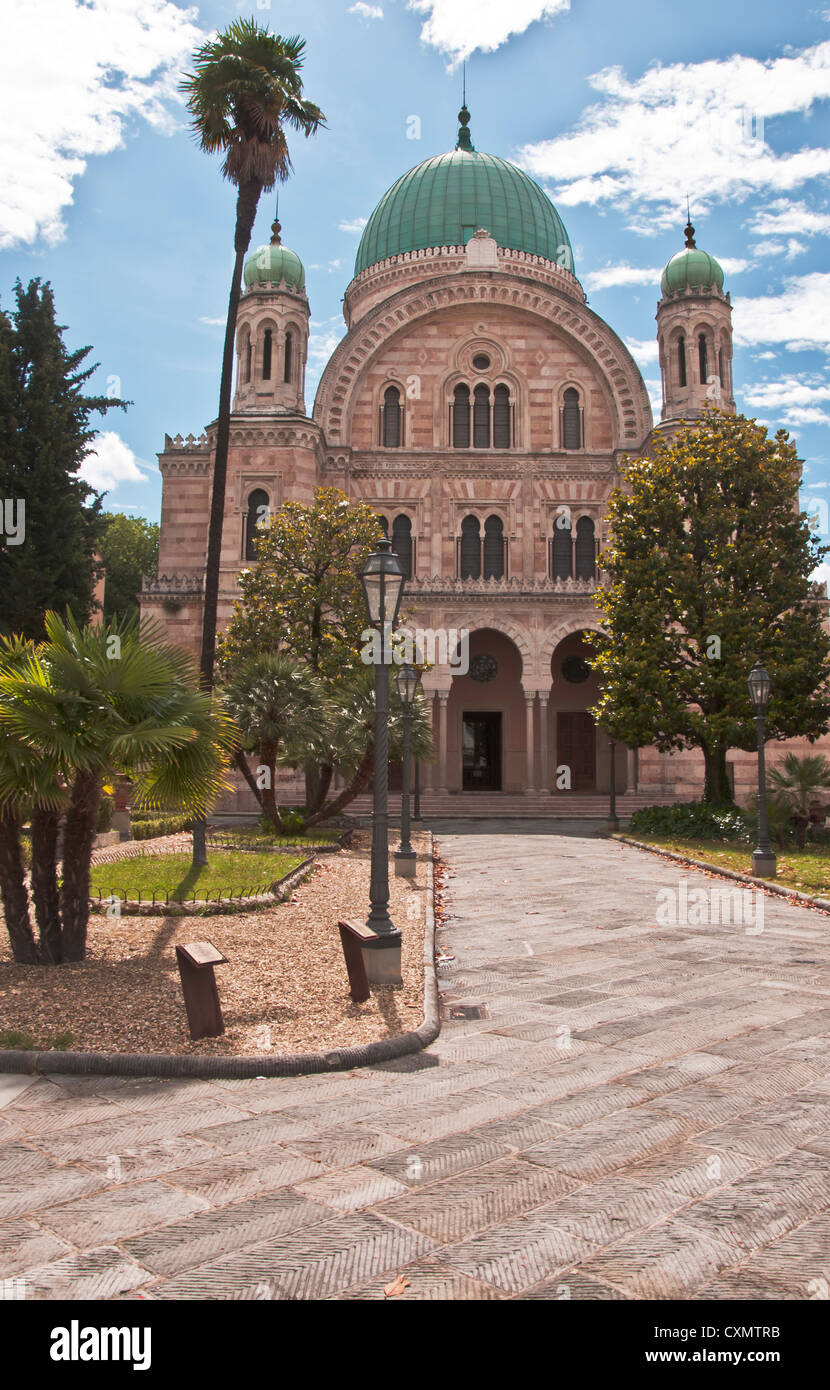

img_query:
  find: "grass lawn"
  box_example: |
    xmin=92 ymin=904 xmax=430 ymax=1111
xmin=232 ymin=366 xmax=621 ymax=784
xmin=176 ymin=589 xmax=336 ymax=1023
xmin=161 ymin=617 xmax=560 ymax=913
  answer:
xmin=211 ymin=826 xmax=342 ymax=850
xmin=634 ymin=835 xmax=830 ymax=897
xmin=90 ymin=849 xmax=305 ymax=902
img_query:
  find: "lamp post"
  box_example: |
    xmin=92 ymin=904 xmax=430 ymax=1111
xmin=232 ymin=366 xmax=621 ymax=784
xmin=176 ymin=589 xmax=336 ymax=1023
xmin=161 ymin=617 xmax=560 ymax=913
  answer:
xmin=748 ymin=662 xmax=776 ymax=879
xmin=360 ymin=537 xmax=405 ymax=982
xmin=413 ymin=759 xmax=422 ymax=822
xmin=394 ymin=663 xmax=419 ymax=877
xmin=607 ymin=736 xmax=619 ymax=833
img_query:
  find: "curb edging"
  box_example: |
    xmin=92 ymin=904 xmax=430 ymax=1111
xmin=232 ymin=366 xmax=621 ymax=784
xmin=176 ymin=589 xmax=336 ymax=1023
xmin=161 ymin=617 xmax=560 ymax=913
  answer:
xmin=615 ymin=834 xmax=830 ymax=915
xmin=0 ymin=835 xmax=440 ymax=1080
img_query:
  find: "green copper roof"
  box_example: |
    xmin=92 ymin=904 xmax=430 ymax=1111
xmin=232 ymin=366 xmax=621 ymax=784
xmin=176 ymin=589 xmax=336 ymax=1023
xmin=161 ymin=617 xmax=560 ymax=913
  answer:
xmin=354 ymin=109 xmax=573 ymax=277
xmin=244 ymin=220 xmax=306 ymax=292
xmin=661 ymin=221 xmax=724 ymax=296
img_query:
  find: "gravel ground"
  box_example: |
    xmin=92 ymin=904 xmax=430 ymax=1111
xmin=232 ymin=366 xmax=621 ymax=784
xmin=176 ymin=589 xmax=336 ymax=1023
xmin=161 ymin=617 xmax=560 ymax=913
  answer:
xmin=0 ymin=831 xmax=429 ymax=1056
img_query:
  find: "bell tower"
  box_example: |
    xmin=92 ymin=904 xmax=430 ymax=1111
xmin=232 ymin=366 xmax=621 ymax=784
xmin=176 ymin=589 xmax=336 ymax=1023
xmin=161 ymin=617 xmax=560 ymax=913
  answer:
xmin=656 ymin=217 xmax=735 ymax=426
xmin=233 ymin=215 xmax=310 ymax=416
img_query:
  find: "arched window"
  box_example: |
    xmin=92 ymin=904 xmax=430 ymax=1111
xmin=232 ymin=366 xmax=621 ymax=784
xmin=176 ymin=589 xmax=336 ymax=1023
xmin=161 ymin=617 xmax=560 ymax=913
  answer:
xmin=459 ymin=515 xmax=481 ymax=579
xmin=473 ymin=384 xmax=491 ymax=448
xmin=718 ymin=348 xmax=724 ymax=389
xmin=382 ymin=386 xmax=401 ymax=447
xmin=552 ymin=519 xmax=572 ymax=580
xmin=493 ymin=384 xmax=511 ymax=448
xmin=698 ymin=334 xmax=708 ymax=385
xmin=284 ymin=331 xmax=293 ymax=384
xmin=575 ymin=517 xmax=596 ymax=580
xmin=452 ymin=384 xmax=471 ymax=448
xmin=244 ymin=488 xmax=270 ymax=561
xmin=678 ymin=337 xmax=687 ymax=388
xmin=483 ymin=515 xmax=505 ymax=580
xmin=262 ymin=329 xmax=272 ymax=381
xmin=243 ymin=335 xmax=252 ymax=384
xmin=562 ymin=387 xmax=581 ymax=450
xmin=391 ymin=514 xmax=413 ymax=580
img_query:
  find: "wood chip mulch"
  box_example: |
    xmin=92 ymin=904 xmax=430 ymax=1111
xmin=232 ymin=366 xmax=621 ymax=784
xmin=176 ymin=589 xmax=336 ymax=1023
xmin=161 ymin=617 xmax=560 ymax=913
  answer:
xmin=0 ymin=831 xmax=429 ymax=1057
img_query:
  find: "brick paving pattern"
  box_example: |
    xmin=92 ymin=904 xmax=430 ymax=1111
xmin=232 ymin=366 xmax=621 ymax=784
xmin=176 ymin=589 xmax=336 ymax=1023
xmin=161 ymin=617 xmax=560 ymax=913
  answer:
xmin=2 ymin=830 xmax=829 ymax=1299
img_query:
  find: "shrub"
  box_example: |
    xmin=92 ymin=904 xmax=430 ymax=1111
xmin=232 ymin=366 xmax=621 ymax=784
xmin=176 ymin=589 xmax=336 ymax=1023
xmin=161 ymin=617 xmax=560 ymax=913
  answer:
xmin=96 ymin=795 xmax=115 ymax=833
xmin=628 ymin=801 xmax=752 ymax=842
xmin=132 ymin=814 xmax=195 ymax=841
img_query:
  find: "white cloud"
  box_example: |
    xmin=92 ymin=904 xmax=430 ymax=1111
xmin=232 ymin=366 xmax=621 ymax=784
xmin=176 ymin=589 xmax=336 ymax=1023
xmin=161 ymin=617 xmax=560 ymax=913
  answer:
xmin=339 ymin=217 xmax=369 ymax=234
xmin=518 ymin=41 xmax=830 ymax=230
xmin=583 ymin=264 xmax=660 ymax=292
xmin=742 ymin=377 xmax=830 ymax=410
xmin=748 ymin=197 xmax=830 ymax=238
xmin=408 ymin=0 xmax=570 ymax=65
xmin=81 ymin=432 xmax=148 ymax=492
xmin=306 ymin=315 xmax=347 ymax=399
xmin=0 ymin=0 xmax=203 ymax=248
xmin=734 ymin=272 xmax=830 ymax=352
xmin=348 ymin=3 xmax=384 ymax=17
xmin=198 ymin=315 xmax=226 ymax=326
xmin=625 ymin=337 xmax=660 ymax=368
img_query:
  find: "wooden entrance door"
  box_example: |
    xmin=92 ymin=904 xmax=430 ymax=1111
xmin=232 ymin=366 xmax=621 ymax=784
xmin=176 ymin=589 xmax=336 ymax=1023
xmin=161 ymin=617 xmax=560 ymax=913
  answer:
xmin=462 ymin=713 xmax=502 ymax=791
xmin=557 ymin=712 xmax=596 ymax=791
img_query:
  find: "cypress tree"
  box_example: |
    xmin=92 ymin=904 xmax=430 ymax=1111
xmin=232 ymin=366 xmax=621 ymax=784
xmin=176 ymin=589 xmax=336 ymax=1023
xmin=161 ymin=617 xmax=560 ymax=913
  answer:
xmin=0 ymin=279 xmax=127 ymax=638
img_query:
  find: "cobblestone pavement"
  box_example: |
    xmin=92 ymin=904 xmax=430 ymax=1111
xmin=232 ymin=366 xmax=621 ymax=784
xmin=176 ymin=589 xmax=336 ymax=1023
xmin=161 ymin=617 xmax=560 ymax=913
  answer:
xmin=2 ymin=831 xmax=830 ymax=1300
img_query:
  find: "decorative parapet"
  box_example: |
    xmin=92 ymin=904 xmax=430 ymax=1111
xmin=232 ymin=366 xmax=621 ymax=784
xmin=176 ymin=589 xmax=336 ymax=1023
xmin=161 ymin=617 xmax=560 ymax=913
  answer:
xmin=141 ymin=573 xmax=204 ymax=598
xmin=407 ymin=574 xmax=602 ymax=596
xmin=163 ymin=432 xmax=210 ymax=451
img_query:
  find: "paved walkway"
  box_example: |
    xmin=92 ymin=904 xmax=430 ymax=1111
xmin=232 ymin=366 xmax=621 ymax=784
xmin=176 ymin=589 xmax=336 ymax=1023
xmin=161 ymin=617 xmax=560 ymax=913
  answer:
xmin=2 ymin=832 xmax=830 ymax=1300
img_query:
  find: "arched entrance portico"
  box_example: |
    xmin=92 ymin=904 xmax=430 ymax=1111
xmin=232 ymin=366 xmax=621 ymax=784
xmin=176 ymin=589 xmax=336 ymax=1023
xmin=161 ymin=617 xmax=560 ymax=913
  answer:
xmin=546 ymin=629 xmax=628 ymax=796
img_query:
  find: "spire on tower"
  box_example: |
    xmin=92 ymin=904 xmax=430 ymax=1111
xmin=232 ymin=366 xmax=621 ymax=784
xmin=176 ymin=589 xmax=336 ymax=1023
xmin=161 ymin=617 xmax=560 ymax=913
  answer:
xmin=270 ymin=192 xmax=281 ymax=245
xmin=455 ymin=62 xmax=475 ymax=151
xmin=684 ymin=197 xmax=696 ymax=249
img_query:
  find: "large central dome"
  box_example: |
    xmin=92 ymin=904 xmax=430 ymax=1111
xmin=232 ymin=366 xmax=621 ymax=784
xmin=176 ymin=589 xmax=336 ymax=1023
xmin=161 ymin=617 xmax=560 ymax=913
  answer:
xmin=354 ymin=108 xmax=573 ymax=277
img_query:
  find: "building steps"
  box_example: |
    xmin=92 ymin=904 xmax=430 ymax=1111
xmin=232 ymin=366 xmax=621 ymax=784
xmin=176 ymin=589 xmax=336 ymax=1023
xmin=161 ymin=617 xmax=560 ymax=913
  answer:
xmin=344 ymin=790 xmax=685 ymax=820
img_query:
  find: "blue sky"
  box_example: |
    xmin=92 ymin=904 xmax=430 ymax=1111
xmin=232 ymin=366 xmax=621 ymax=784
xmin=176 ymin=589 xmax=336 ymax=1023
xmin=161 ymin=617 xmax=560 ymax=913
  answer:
xmin=2 ymin=0 xmax=830 ymax=541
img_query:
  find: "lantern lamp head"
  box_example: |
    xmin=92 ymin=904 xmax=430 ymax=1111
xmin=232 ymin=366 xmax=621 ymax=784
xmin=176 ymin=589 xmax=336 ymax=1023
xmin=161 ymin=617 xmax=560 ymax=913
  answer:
xmin=748 ymin=662 xmax=771 ymax=714
xmin=360 ymin=537 xmax=404 ymax=630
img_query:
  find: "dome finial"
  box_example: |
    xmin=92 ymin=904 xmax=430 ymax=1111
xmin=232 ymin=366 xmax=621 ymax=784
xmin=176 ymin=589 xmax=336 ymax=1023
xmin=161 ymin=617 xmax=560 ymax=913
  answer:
xmin=456 ymin=61 xmax=475 ymax=151
xmin=270 ymin=191 xmax=282 ymax=246
xmin=684 ymin=196 xmax=696 ymax=249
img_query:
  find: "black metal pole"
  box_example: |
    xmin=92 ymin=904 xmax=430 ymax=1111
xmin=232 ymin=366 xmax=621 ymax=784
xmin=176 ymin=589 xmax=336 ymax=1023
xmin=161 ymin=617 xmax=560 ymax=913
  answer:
xmin=413 ymin=757 xmax=421 ymax=821
xmin=367 ymin=654 xmax=395 ymax=934
xmin=606 ymin=735 xmax=619 ymax=831
xmin=752 ymin=711 xmax=776 ymax=877
xmin=398 ymin=707 xmax=413 ymax=855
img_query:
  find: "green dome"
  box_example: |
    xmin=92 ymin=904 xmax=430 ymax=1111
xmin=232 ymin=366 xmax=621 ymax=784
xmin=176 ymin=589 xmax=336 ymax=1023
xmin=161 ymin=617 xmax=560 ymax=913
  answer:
xmin=354 ymin=110 xmax=573 ymax=277
xmin=661 ymin=223 xmax=724 ymax=296
xmin=244 ymin=233 xmax=305 ymax=293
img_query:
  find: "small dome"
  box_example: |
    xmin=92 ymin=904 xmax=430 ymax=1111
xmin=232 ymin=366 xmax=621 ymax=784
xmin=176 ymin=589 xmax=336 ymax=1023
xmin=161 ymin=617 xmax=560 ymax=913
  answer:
xmin=661 ymin=221 xmax=724 ymax=296
xmin=244 ymin=221 xmax=305 ymax=292
xmin=354 ymin=107 xmax=573 ymax=277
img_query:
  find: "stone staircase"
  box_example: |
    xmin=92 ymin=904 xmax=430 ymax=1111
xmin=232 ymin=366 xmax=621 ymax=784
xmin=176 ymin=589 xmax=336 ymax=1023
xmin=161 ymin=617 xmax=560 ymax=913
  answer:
xmin=345 ymin=789 xmax=685 ymax=820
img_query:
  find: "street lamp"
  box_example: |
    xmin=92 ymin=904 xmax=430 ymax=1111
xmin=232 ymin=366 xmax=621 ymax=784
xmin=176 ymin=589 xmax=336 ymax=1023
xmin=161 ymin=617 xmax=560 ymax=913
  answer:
xmin=394 ymin=663 xmax=419 ymax=877
xmin=360 ymin=537 xmax=405 ymax=982
xmin=748 ymin=661 xmax=776 ymax=878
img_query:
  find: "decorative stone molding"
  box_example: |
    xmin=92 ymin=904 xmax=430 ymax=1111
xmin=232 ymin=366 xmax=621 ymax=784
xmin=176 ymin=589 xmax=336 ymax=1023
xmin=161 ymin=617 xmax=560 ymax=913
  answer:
xmin=408 ymin=574 xmax=601 ymax=596
xmin=227 ymin=423 xmax=322 ymax=450
xmin=159 ymin=455 xmax=211 ymax=477
xmin=163 ymin=432 xmax=209 ymax=451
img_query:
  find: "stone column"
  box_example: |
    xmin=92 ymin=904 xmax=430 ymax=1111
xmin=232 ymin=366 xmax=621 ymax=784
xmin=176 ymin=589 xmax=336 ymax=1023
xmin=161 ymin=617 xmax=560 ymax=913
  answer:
xmin=420 ymin=690 xmax=436 ymax=790
xmin=524 ymin=691 xmax=536 ymax=791
xmin=538 ymin=694 xmax=549 ymax=792
xmin=627 ymin=746 xmax=637 ymax=796
xmin=437 ymin=692 xmax=449 ymax=792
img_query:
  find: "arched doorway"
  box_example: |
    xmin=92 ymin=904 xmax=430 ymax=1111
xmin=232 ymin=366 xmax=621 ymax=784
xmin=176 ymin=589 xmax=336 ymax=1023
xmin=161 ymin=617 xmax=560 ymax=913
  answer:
xmin=446 ymin=628 xmax=526 ymax=793
xmin=547 ymin=630 xmax=626 ymax=795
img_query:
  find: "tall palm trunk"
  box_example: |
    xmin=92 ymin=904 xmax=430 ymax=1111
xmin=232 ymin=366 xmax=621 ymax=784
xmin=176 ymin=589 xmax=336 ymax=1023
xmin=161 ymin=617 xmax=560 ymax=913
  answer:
xmin=0 ymin=809 xmax=38 ymax=964
xmin=193 ymin=175 xmax=262 ymax=869
xmin=31 ymin=807 xmax=62 ymax=964
xmin=60 ymin=769 xmax=101 ymax=963
xmin=258 ymin=740 xmax=286 ymax=834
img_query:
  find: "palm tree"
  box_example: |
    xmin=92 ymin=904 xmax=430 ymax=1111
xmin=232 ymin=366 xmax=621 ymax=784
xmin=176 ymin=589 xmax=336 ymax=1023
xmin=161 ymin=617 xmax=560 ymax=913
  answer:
xmin=220 ymin=652 xmax=325 ymax=832
xmin=0 ymin=612 xmax=237 ymax=963
xmin=768 ymin=752 xmax=830 ymax=849
xmin=179 ymin=21 xmax=324 ymax=866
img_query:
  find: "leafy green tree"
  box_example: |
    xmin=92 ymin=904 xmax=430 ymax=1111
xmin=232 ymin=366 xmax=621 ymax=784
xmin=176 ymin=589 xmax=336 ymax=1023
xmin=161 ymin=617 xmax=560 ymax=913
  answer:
xmin=0 ymin=613 xmax=237 ymax=963
xmin=180 ymin=20 xmax=324 ymax=866
xmin=768 ymin=752 xmax=830 ymax=848
xmin=218 ymin=487 xmax=384 ymax=810
xmin=592 ymin=409 xmax=830 ymax=804
xmin=0 ymin=279 xmax=127 ymax=638
xmin=99 ymin=512 xmax=159 ymax=622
